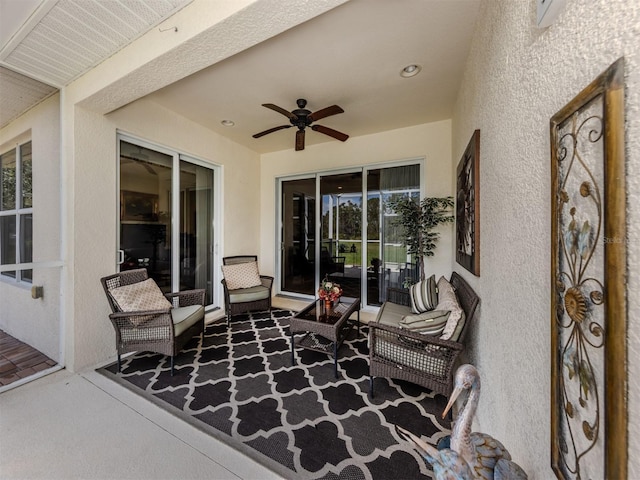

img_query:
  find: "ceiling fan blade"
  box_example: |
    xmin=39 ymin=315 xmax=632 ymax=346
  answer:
xmin=262 ymin=103 xmax=298 ymax=121
xmin=295 ymin=130 xmax=305 ymax=151
xmin=142 ymin=163 xmax=157 ymax=175
xmin=252 ymin=125 xmax=292 ymax=138
xmin=308 ymin=105 xmax=344 ymax=122
xmin=311 ymin=124 xmax=349 ymax=142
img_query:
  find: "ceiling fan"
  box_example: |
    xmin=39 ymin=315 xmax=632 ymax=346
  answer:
xmin=252 ymin=99 xmax=349 ymax=151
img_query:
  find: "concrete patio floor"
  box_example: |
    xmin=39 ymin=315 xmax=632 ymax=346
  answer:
xmin=0 ymin=368 xmax=284 ymax=480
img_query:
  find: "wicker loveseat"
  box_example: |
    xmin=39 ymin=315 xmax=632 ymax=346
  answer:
xmin=368 ymin=271 xmax=479 ymax=397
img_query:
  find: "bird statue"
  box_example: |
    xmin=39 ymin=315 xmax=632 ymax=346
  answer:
xmin=394 ymin=365 xmax=528 ymax=479
xmin=396 ymin=425 xmax=474 ymax=480
xmin=441 ymin=364 xmax=528 ymax=480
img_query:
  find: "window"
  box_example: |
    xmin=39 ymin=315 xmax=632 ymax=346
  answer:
xmin=1 ymin=141 xmax=33 ymax=282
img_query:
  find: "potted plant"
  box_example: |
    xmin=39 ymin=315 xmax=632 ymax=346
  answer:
xmin=388 ymin=196 xmax=454 ymax=285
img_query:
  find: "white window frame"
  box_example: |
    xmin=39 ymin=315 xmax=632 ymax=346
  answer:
xmin=0 ymin=140 xmax=33 ymax=284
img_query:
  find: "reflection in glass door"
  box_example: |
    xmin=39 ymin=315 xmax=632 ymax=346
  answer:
xmin=281 ymin=177 xmax=315 ymax=295
xmin=278 ymin=163 xmax=421 ymax=307
xmin=179 ymin=160 xmax=214 ymax=305
xmin=366 ymin=164 xmax=420 ymax=305
xmin=320 ymin=172 xmax=362 ymax=299
xmin=119 ymin=138 xmax=217 ymax=306
xmin=119 ymin=141 xmax=173 ymax=292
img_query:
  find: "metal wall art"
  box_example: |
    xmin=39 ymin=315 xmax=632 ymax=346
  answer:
xmin=550 ymin=58 xmax=627 ymax=480
xmin=456 ymin=129 xmax=480 ymax=276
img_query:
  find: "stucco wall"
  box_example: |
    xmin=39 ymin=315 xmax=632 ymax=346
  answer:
xmin=260 ymin=120 xmax=454 ymax=294
xmin=0 ymin=94 xmax=61 ymax=360
xmin=452 ymin=0 xmax=639 ymax=477
xmin=68 ymin=98 xmax=260 ymax=372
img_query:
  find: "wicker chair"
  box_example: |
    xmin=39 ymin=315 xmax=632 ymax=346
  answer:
xmin=101 ymin=268 xmax=205 ymax=375
xmin=221 ymin=255 xmax=273 ymax=326
xmin=368 ymin=272 xmax=479 ymax=397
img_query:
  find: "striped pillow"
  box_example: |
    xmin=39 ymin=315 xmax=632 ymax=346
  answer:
xmin=399 ymin=310 xmax=451 ymax=335
xmin=409 ymin=275 xmax=438 ymax=313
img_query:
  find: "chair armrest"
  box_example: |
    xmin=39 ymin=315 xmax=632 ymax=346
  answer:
xmin=109 ymin=309 xmax=172 ymax=328
xmin=260 ymin=275 xmax=274 ymax=290
xmin=387 ymin=287 xmax=411 ymax=307
xmin=166 ymin=289 xmax=205 ymax=307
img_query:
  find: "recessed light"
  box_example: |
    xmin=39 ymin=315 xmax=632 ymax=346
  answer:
xmin=221 ymin=120 xmax=235 ymax=127
xmin=400 ymin=64 xmax=421 ymax=78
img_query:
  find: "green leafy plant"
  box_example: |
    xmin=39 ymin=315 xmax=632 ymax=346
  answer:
xmin=387 ymin=196 xmax=455 ymax=283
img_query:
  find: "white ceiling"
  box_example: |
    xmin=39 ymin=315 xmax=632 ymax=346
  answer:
xmin=0 ymin=0 xmax=481 ymax=153
xmin=0 ymin=0 xmax=192 ymax=127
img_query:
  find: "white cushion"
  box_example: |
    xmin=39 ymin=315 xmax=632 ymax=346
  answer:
xmin=409 ymin=274 xmax=438 ymax=313
xmin=109 ymin=278 xmax=172 ymax=323
xmin=222 ymin=261 xmax=262 ymax=290
xmin=436 ymin=276 xmax=465 ymax=341
xmin=399 ymin=310 xmax=451 ymax=336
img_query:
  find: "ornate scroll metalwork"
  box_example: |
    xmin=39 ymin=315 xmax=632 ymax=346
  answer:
xmin=456 ymin=129 xmax=480 ymax=276
xmin=550 ymin=58 xmax=627 ymax=480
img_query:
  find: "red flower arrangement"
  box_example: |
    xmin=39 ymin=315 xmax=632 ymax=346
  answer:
xmin=318 ymin=276 xmax=342 ymax=302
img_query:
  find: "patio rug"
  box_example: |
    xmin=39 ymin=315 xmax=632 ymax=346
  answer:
xmin=97 ymin=309 xmax=450 ymax=480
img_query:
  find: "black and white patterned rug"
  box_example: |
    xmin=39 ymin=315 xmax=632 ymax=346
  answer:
xmin=98 ymin=309 xmax=450 ymax=479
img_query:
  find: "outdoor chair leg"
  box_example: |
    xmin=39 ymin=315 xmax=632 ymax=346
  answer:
xmin=117 ymin=353 xmax=121 ymax=373
xmin=170 ymin=356 xmax=175 ymax=376
xmin=369 ymin=376 xmax=374 ymax=398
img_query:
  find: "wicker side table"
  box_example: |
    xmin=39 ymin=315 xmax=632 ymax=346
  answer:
xmin=290 ymin=298 xmax=361 ymax=378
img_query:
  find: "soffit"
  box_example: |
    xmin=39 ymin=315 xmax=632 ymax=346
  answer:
xmin=0 ymin=0 xmax=192 ymax=128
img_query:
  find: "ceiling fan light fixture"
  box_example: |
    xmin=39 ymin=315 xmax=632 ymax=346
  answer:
xmin=400 ymin=64 xmax=421 ymax=78
xmin=221 ymin=119 xmax=235 ymax=127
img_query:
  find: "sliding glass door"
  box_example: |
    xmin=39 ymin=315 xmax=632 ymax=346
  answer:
xmin=281 ymin=177 xmax=316 ymax=295
xmin=119 ymin=141 xmax=173 ymax=291
xmin=366 ymin=164 xmax=420 ymax=304
xmin=118 ymin=137 xmax=218 ymax=307
xmin=278 ymin=162 xmax=421 ymax=307
xmin=179 ymin=159 xmax=214 ymax=305
xmin=320 ymin=172 xmax=362 ymax=298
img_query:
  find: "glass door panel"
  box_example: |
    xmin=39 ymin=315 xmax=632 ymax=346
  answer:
xmin=320 ymin=172 xmax=363 ymax=299
xmin=281 ymin=177 xmax=316 ymax=295
xmin=366 ymin=164 xmax=420 ymax=305
xmin=179 ymin=160 xmax=214 ymax=305
xmin=119 ymin=140 xmax=173 ymax=292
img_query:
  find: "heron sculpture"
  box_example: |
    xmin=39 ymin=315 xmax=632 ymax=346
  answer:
xmin=396 ymin=425 xmax=474 ymax=480
xmin=443 ymin=364 xmax=527 ymax=480
xmin=397 ymin=364 xmax=528 ymax=480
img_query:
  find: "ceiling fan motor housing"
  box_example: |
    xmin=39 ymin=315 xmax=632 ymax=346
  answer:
xmin=291 ymin=99 xmax=311 ymax=128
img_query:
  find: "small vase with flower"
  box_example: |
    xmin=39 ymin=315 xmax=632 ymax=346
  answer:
xmin=318 ymin=276 xmax=342 ymax=314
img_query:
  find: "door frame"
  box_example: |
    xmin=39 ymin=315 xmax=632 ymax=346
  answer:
xmin=116 ymin=132 xmax=222 ymax=310
xmin=275 ymin=159 xmax=424 ymax=310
